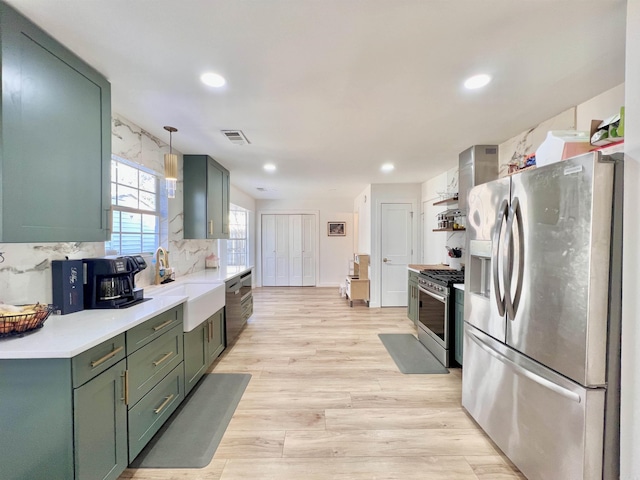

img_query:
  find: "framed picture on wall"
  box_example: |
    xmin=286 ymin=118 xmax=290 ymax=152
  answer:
xmin=327 ymin=222 xmax=346 ymax=236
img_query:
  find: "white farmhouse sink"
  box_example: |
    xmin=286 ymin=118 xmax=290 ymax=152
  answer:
xmin=152 ymin=282 xmax=225 ymax=332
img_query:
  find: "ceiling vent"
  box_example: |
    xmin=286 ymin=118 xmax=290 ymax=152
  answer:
xmin=221 ymin=130 xmax=250 ymax=145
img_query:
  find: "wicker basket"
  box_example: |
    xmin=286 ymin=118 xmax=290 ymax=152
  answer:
xmin=0 ymin=304 xmax=54 ymax=338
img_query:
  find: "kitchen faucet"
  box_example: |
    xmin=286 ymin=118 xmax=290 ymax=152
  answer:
xmin=154 ymin=247 xmax=174 ymax=285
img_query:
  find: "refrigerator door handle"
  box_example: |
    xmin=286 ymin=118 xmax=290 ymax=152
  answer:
xmin=505 ymin=197 xmax=524 ymax=320
xmin=467 ymin=328 xmax=581 ymax=404
xmin=492 ymin=199 xmax=508 ymax=316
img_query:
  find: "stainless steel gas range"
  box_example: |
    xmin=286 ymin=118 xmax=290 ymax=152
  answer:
xmin=416 ymin=269 xmax=464 ymax=367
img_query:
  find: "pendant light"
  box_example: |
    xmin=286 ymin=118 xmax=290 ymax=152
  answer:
xmin=163 ymin=126 xmax=178 ymax=199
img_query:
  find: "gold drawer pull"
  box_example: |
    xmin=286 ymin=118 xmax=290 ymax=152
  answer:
xmin=153 ymin=351 xmax=174 ymax=367
xmin=153 ymin=319 xmax=173 ymax=331
xmin=90 ymin=345 xmax=124 ymax=368
xmin=154 ymin=394 xmax=174 ymax=414
xmin=209 ymin=220 xmax=214 ymax=236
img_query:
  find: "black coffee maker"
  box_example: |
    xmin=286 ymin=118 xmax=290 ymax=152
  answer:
xmin=83 ymin=256 xmax=147 ymax=309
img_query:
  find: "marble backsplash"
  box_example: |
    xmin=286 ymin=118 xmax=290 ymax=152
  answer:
xmin=0 ymin=113 xmax=218 ymax=305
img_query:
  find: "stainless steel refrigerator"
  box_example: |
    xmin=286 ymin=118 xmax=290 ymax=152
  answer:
xmin=462 ymin=151 xmax=622 ymax=480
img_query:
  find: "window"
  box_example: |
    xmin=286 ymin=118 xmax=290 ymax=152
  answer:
xmin=106 ymin=155 xmax=163 ymax=255
xmin=228 ymin=205 xmax=248 ymax=266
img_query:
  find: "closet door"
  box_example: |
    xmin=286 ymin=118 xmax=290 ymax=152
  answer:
xmin=261 ymin=215 xmax=276 ymax=286
xmin=302 ymin=215 xmax=316 ymax=286
xmin=275 ymin=215 xmax=290 ymax=286
xmin=289 ymin=215 xmax=303 ymax=286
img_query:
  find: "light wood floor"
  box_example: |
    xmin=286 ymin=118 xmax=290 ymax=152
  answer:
xmin=120 ymin=287 xmax=525 ymax=480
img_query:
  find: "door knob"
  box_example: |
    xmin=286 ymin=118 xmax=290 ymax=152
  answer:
xmin=383 ymin=258 xmax=388 ymax=263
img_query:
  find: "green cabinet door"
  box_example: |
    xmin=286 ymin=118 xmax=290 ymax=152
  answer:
xmin=0 ymin=358 xmax=74 ymax=480
xmin=0 ymin=3 xmax=111 ymax=242
xmin=454 ymin=289 xmax=464 ymax=366
xmin=184 ymin=307 xmax=225 ymax=396
xmin=207 ymin=308 xmax=225 ymax=364
xmin=183 ymin=155 xmax=230 ymax=239
xmin=184 ymin=321 xmax=208 ymax=396
xmin=74 ymin=359 xmax=128 ymax=480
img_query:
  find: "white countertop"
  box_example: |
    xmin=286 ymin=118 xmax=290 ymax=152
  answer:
xmin=0 ymin=266 xmax=253 ymax=360
xmin=172 ymin=265 xmax=253 ymax=283
xmin=453 ymin=283 xmax=464 ymax=291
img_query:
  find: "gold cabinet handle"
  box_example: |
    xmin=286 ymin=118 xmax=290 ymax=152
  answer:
xmin=121 ymin=370 xmax=129 ymax=405
xmin=154 ymin=394 xmax=174 ymax=414
xmin=207 ymin=321 xmax=212 ymax=342
xmin=153 ymin=351 xmax=174 ymax=367
xmin=91 ymin=345 xmax=124 ymax=368
xmin=153 ymin=319 xmax=173 ymax=331
xmin=209 ymin=220 xmax=214 ymax=236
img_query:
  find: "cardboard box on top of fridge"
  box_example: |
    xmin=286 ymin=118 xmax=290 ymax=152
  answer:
xmin=589 ymin=108 xmax=625 ymax=146
xmin=535 ymin=130 xmax=592 ymax=168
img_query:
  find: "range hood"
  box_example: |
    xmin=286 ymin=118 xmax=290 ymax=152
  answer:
xmin=458 ymin=145 xmax=499 ymax=213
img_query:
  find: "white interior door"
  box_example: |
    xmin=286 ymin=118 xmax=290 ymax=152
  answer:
xmin=289 ymin=215 xmax=303 ymax=286
xmin=381 ymin=203 xmax=412 ymax=306
xmin=275 ymin=214 xmax=289 ymax=286
xmin=261 ymin=214 xmax=276 ymax=286
xmin=302 ymin=214 xmax=316 ymax=286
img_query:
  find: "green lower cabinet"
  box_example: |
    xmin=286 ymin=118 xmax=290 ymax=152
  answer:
xmin=183 ymin=308 xmax=226 ymax=396
xmin=74 ymin=359 xmax=128 ymax=480
xmin=454 ymin=289 xmax=464 ymax=366
xmin=184 ymin=320 xmax=209 ymax=396
xmin=128 ymin=364 xmax=184 ymax=460
xmin=0 ymin=359 xmax=74 ymax=480
xmin=407 ymin=272 xmax=419 ymax=326
xmin=207 ymin=309 xmax=225 ymax=365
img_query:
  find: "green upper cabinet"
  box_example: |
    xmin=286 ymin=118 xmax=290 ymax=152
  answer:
xmin=183 ymin=154 xmax=230 ymax=239
xmin=0 ymin=2 xmax=111 ymax=242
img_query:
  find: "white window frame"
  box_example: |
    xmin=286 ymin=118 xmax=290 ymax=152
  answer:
xmin=227 ymin=204 xmax=248 ymax=266
xmin=106 ymin=155 xmax=166 ymax=256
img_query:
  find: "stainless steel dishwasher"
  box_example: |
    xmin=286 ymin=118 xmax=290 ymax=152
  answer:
xmin=225 ymin=270 xmax=252 ymax=345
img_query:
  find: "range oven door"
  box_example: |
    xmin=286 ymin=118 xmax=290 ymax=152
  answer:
xmin=417 ymin=285 xmax=449 ymax=349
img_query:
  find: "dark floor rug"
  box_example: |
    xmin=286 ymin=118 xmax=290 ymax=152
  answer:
xmin=130 ymin=373 xmax=251 ymax=468
xmin=379 ymin=333 xmax=449 ymax=374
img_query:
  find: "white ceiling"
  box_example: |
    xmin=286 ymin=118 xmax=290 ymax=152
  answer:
xmin=6 ymin=0 xmax=627 ymax=200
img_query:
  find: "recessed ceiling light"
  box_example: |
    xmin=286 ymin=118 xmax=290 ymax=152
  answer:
xmin=200 ymin=72 xmax=226 ymax=87
xmin=263 ymin=163 xmax=276 ymax=172
xmin=464 ymin=74 xmax=491 ymax=90
xmin=381 ymin=163 xmax=395 ymax=173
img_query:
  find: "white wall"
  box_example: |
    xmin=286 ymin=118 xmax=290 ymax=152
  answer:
xmin=576 ymin=83 xmax=625 ymax=133
xmin=255 ymin=197 xmax=354 ymax=287
xmin=369 ymin=183 xmax=421 ymax=308
xmin=421 ymin=167 xmax=464 ymax=265
xmin=354 ymin=185 xmax=372 ymax=255
xmin=621 ymin=3 xmax=639 ymax=478
xmin=230 ymin=185 xmax=256 ymax=212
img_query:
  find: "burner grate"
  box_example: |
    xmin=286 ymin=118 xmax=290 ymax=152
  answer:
xmin=419 ymin=269 xmax=465 ymax=286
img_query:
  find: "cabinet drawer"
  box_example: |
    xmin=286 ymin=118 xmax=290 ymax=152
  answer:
xmin=127 ymin=323 xmax=183 ymax=407
xmin=409 ymin=270 xmax=419 ymax=282
xmin=72 ymin=334 xmax=126 ymax=388
xmin=241 ymin=295 xmax=253 ymax=321
xmin=126 ymin=306 xmax=183 ymax=354
xmin=128 ymin=363 xmax=184 ymax=461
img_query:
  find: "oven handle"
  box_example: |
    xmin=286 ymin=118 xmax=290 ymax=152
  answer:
xmin=418 ymin=286 xmax=446 ymax=304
